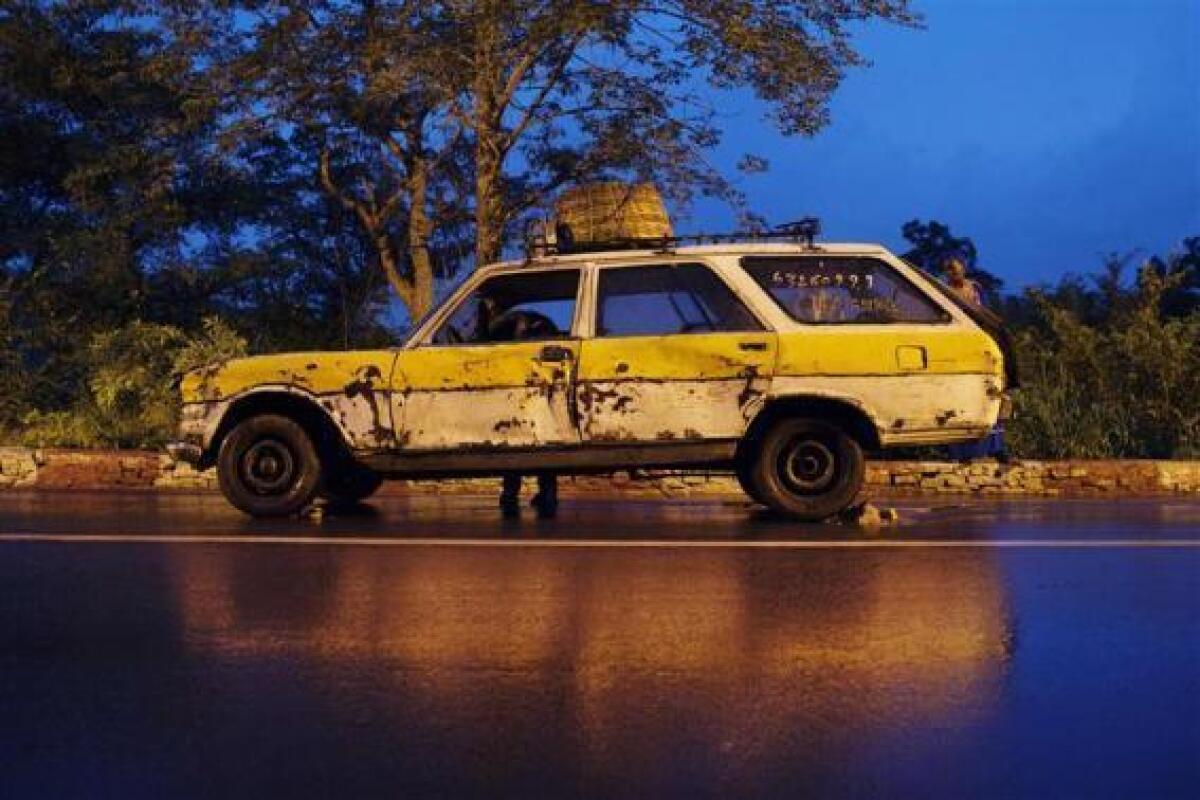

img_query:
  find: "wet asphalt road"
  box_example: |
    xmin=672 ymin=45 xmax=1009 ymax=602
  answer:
xmin=0 ymin=492 xmax=1198 ymax=799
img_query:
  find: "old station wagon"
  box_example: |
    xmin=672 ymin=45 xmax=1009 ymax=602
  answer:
xmin=171 ymin=235 xmax=1016 ymax=520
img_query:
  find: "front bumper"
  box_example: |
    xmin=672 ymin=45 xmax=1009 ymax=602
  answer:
xmin=166 ymin=441 xmax=204 ymax=466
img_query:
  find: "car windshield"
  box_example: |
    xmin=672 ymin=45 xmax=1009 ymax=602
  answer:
xmin=396 ymin=272 xmax=475 ymax=346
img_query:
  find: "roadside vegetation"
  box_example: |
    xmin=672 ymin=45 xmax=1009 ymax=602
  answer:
xmin=903 ymin=224 xmax=1199 ymax=460
xmin=1 ymin=2 xmax=1195 ymax=458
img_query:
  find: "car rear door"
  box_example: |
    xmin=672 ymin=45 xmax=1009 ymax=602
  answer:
xmin=576 ymin=261 xmax=775 ymax=443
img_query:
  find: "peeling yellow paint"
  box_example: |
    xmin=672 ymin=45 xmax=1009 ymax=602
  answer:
xmin=577 ymin=333 xmax=775 ymax=381
xmin=776 ymin=328 xmax=1002 ymax=378
xmin=180 ymin=351 xmax=396 ymax=403
xmin=577 ymin=333 xmax=775 ymax=442
xmin=394 ymin=341 xmax=580 ymax=449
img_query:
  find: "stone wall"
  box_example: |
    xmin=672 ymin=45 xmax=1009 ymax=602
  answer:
xmin=0 ymin=447 xmax=1196 ymax=496
xmin=864 ymin=459 xmax=1200 ymax=496
xmin=0 ymin=447 xmax=38 ymax=489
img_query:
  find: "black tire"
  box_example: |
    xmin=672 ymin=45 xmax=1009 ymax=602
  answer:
xmin=217 ymin=414 xmax=323 ymax=517
xmin=320 ymin=464 xmax=383 ymax=503
xmin=735 ymin=460 xmax=769 ymax=506
xmin=748 ymin=418 xmax=865 ymax=521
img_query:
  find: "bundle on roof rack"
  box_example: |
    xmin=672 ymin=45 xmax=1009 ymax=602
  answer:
xmin=522 ymin=183 xmax=822 ymax=259
xmin=551 ymin=182 xmax=673 ymax=252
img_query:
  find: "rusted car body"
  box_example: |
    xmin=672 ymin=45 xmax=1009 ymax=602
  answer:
xmin=172 ymin=243 xmax=1014 ymax=518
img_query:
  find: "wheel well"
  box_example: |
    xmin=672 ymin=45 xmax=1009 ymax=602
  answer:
xmin=738 ymin=396 xmax=881 ymax=463
xmin=206 ymin=392 xmax=351 ymax=468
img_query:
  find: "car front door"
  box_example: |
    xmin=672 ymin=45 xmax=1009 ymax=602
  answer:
xmin=576 ymin=262 xmax=775 ymax=443
xmin=393 ymin=268 xmax=583 ymax=450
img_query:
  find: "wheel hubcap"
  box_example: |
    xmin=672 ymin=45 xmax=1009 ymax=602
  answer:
xmin=241 ymin=439 xmax=297 ymax=495
xmin=781 ymin=438 xmax=836 ymax=494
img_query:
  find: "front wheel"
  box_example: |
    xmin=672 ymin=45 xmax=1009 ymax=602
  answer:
xmin=748 ymin=418 xmax=865 ymax=521
xmin=217 ymin=414 xmax=323 ymax=517
xmin=735 ymin=460 xmax=768 ymax=507
xmin=320 ymin=464 xmax=382 ymax=504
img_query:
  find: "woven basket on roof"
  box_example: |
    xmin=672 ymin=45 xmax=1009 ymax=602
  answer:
xmin=554 ymin=183 xmax=672 ymax=247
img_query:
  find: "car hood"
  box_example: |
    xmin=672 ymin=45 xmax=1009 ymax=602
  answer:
xmin=180 ymin=351 xmax=396 ymax=404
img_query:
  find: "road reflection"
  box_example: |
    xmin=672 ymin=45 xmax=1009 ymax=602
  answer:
xmin=171 ymin=544 xmax=1014 ymax=793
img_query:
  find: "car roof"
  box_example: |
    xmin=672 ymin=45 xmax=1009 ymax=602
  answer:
xmin=481 ymin=242 xmax=892 ymax=274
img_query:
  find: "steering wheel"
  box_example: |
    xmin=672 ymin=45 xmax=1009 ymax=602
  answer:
xmin=519 ymin=310 xmax=558 ymax=338
xmin=489 ymin=309 xmax=559 ymax=341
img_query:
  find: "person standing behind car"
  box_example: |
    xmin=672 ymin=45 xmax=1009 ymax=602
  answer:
xmin=943 ymin=256 xmax=983 ymax=306
xmin=475 ymin=297 xmax=561 ymax=519
xmin=942 ymin=256 xmax=1008 ymax=462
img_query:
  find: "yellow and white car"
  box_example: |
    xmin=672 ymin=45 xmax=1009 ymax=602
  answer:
xmin=171 ymin=242 xmax=1016 ymax=519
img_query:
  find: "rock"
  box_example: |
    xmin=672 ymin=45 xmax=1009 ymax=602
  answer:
xmin=842 ymin=502 xmax=882 ymax=526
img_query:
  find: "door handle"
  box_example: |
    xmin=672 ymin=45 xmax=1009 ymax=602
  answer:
xmin=738 ymin=341 xmax=768 ymax=352
xmin=537 ymin=344 xmax=573 ymax=363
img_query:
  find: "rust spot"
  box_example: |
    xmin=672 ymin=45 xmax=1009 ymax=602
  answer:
xmin=579 ymin=383 xmax=627 ymax=415
xmin=590 ymin=430 xmax=638 ymax=442
xmin=493 ymin=417 xmax=530 ymax=434
xmin=682 ymin=428 xmax=703 ymax=440
xmin=342 ymin=365 xmax=392 ymax=443
xmin=737 ymin=365 xmax=763 ymax=409
xmin=615 ymin=362 xmax=630 ymax=375
xmin=892 ymin=418 xmax=906 ymax=429
xmin=935 ymin=409 xmax=959 ymax=426
xmin=655 ymin=430 xmax=678 ymax=441
xmin=305 ymin=362 xmax=318 ymax=371
xmin=715 ymin=354 xmax=741 ymax=369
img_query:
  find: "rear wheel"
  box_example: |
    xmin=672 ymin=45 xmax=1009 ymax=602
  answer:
xmin=217 ymin=414 xmax=322 ymax=517
xmin=749 ymin=418 xmax=865 ymax=521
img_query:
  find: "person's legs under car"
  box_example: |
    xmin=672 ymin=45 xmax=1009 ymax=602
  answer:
xmin=531 ymin=472 xmax=558 ymax=518
xmin=500 ymin=473 xmax=522 ymax=517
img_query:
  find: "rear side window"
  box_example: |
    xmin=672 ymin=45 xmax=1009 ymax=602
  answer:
xmin=597 ymin=263 xmax=764 ymax=337
xmin=742 ymin=256 xmax=950 ymax=324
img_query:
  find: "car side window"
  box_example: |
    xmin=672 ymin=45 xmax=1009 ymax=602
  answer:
xmin=431 ymin=269 xmax=581 ymax=345
xmin=596 ymin=263 xmax=764 ymax=337
xmin=741 ymin=256 xmax=950 ymax=324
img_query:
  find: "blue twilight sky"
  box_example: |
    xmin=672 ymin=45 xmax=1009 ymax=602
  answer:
xmin=688 ymin=0 xmax=1199 ymax=290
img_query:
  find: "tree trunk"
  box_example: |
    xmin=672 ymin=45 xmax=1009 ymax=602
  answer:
xmin=406 ymin=153 xmax=434 ymax=318
xmin=376 ymin=234 xmax=417 ymax=316
xmin=475 ymin=141 xmax=505 ymax=268
xmin=472 ymin=4 xmax=505 ymax=269
xmin=318 ymin=146 xmax=431 ymax=321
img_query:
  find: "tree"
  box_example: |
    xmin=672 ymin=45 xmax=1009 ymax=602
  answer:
xmin=177 ymin=0 xmax=919 ymax=321
xmin=448 ymin=0 xmax=922 ymax=265
xmin=169 ymin=0 xmax=475 ymax=319
xmin=1149 ymin=236 xmax=1199 ymax=319
xmin=1006 ymin=257 xmax=1199 ymax=459
xmin=0 ymin=0 xmax=217 ymax=409
xmin=0 ymin=1 xmax=397 ymax=437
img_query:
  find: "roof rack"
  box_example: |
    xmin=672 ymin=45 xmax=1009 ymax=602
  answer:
xmin=523 ymin=217 xmax=822 ymax=260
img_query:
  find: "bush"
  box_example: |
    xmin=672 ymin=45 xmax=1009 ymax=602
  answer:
xmin=18 ymin=317 xmax=247 ymax=449
xmin=1007 ymin=263 xmax=1199 ymax=459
